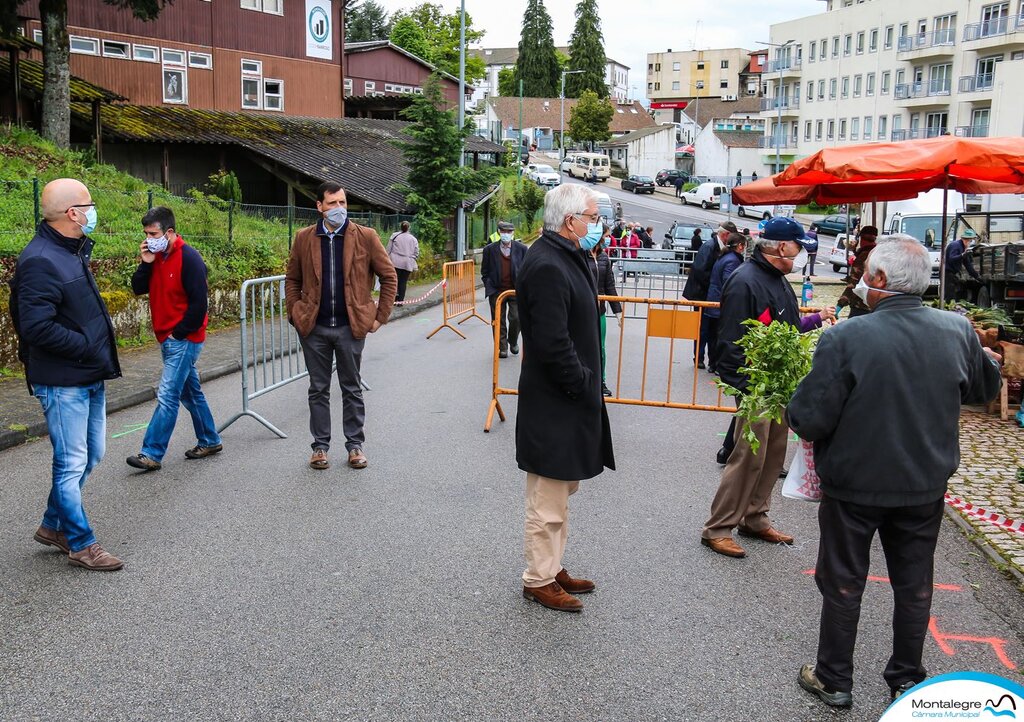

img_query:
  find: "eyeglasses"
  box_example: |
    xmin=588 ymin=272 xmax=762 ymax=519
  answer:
xmin=66 ymin=203 xmax=96 ymax=211
xmin=574 ymin=211 xmax=600 ymax=223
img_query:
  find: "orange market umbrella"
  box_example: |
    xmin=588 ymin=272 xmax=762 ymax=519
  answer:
xmin=731 ymin=174 xmax=952 ymax=206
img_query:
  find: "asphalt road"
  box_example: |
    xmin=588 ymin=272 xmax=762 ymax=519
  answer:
xmin=2 ymin=294 xmax=1023 ymax=721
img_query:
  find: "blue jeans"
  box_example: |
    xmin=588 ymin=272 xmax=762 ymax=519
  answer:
xmin=35 ymin=382 xmax=106 ymax=553
xmin=141 ymin=339 xmax=220 ymax=462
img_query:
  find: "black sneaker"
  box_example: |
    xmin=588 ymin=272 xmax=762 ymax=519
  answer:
xmin=602 ymin=382 xmax=612 ymax=397
xmin=890 ymin=681 xmax=916 ymax=700
xmin=716 ymin=446 xmax=731 ymax=465
xmin=185 ymin=443 xmax=223 ymax=459
xmin=510 ymin=344 xmax=520 ymax=355
xmin=798 ymin=664 xmax=853 ymax=708
xmin=126 ymin=454 xmax=161 ymax=471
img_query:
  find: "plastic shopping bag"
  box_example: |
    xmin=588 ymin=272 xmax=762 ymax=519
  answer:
xmin=781 ymin=437 xmax=822 ymax=502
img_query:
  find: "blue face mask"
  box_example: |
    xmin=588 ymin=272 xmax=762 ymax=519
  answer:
xmin=77 ymin=206 xmax=97 ymax=235
xmin=324 ymin=206 xmax=348 ymax=228
xmin=577 ymin=220 xmax=604 ymax=251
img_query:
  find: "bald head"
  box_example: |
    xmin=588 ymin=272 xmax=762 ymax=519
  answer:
xmin=41 ymin=178 xmax=92 ymax=238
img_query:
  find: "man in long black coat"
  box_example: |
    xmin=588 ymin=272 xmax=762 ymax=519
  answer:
xmin=516 ymin=183 xmax=615 ymax=613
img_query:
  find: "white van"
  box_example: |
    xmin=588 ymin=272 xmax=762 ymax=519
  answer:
xmin=569 ymin=152 xmax=610 ymax=181
xmin=681 ymin=182 xmax=727 ymax=209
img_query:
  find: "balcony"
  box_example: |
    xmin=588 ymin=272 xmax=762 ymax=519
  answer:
xmin=897 ymin=29 xmax=956 ymax=59
xmin=958 ymin=73 xmax=995 ymax=93
xmin=758 ymin=136 xmax=794 ymax=149
xmin=894 ymin=79 xmax=952 ymax=107
xmin=891 ymin=127 xmax=948 ymax=141
xmin=955 ymin=124 xmax=990 ymax=137
xmin=765 ymin=58 xmax=802 ymax=77
xmin=759 ymin=96 xmax=800 ymax=117
xmin=963 ymin=14 xmax=1024 ymax=50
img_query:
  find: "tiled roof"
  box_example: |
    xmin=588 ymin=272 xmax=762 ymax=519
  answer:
xmin=0 ymin=34 xmax=42 ymax=52
xmin=69 ymin=104 xmax=505 ymax=213
xmin=713 ymin=130 xmax=763 ymax=149
xmin=600 ymin=124 xmax=675 ymax=147
xmin=486 ymin=96 xmax=655 ymax=134
xmin=345 ymin=41 xmax=473 ymax=90
xmin=0 ymin=54 xmax=125 ymax=103
xmin=682 ymin=97 xmax=761 ymax=129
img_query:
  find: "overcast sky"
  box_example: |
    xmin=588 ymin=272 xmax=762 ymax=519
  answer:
xmin=369 ymin=0 xmax=825 ymax=101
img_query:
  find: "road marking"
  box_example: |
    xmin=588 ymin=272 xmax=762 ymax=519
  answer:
xmin=801 ymin=569 xmax=962 ymax=592
xmin=929 ymin=616 xmax=1017 ymax=670
xmin=111 ymin=423 xmax=149 ymax=439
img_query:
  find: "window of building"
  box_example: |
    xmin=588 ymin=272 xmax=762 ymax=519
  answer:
xmin=133 ymin=44 xmax=158 ymax=62
xmin=263 ymin=79 xmax=283 ymax=111
xmin=32 ymin=29 xmax=42 ymax=44
xmin=188 ymin=52 xmax=212 ymax=69
xmin=843 ymin=34 xmax=852 ymax=55
xmin=827 ymin=119 xmax=835 ymax=139
xmin=881 ymin=70 xmax=891 ymax=94
xmin=647 ymin=63 xmax=653 ymax=72
xmin=655 ymin=63 xmax=661 ymax=71
xmin=832 ymin=36 xmax=840 ymax=57
xmin=841 ymin=76 xmax=849 ymax=97
xmin=884 ymin=25 xmax=894 ymax=49
xmin=344 ymin=78 xmax=353 ymax=94
xmin=815 ymin=120 xmax=823 ymax=140
xmin=647 ymin=82 xmax=653 ymax=90
xmin=869 ymin=28 xmax=878 ymax=52
xmin=241 ymin=58 xmax=262 ymax=75
xmin=1013 ymin=50 xmax=1024 ymax=60
xmin=720 ymin=79 xmax=728 ymax=88
xmin=864 ymin=115 xmax=873 ymax=138
xmin=866 ymin=72 xmax=875 ymax=95
xmin=878 ymin=115 xmax=887 ymax=139
xmin=672 ymin=81 xmax=680 ymax=90
xmin=809 ymin=41 xmax=816 ymax=61
xmin=162 ymin=68 xmax=186 ymax=104
xmin=365 ymin=81 xmax=376 ymax=92
xmin=721 ymin=59 xmax=729 ymax=69
xmin=820 ymin=38 xmax=827 ymax=59
xmin=805 ymin=121 xmax=813 ymax=140
xmin=672 ymin=61 xmax=681 ymax=71
xmin=856 ymin=31 xmax=865 ymax=53
xmin=696 ymin=62 xmax=704 ymax=70
xmin=163 ymin=49 xmax=186 ymax=66
xmin=101 ymin=40 xmax=130 ymax=59
xmin=69 ymin=36 xmax=99 ymax=55
xmin=853 ymin=74 xmax=862 ymax=96
xmin=827 ymin=78 xmax=835 ymax=98
xmin=654 ymin=82 xmax=661 ymax=90
xmin=839 ymin=118 xmax=847 ymax=139
xmin=695 ymin=80 xmax=704 ymax=89
xmin=806 ymin=81 xmax=814 ymax=101
xmin=242 ymin=77 xmax=261 ymax=108
xmin=851 ymin=117 xmax=860 ymax=140
xmin=241 ymin=0 xmax=283 ymax=13
xmin=892 ymin=114 xmax=902 ymax=133
xmin=899 ymin=22 xmax=909 ymax=40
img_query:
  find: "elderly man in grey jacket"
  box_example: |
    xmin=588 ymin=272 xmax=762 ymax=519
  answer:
xmin=787 ymin=235 xmax=1003 ymax=710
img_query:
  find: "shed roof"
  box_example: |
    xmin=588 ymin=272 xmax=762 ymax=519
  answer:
xmin=486 ymin=96 xmax=655 ymax=134
xmin=0 ymin=54 xmax=125 ymax=103
xmin=712 ymin=130 xmax=764 ymax=149
xmin=600 ymin=124 xmax=676 ymax=147
xmin=345 ymin=41 xmax=474 ymax=90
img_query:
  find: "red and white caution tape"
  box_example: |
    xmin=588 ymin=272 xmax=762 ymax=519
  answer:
xmin=394 ymin=278 xmax=446 ymax=306
xmin=945 ymin=493 xmax=1024 ymax=535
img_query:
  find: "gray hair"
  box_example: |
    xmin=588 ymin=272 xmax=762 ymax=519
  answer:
xmin=865 ymin=234 xmax=932 ymax=295
xmin=543 ymin=183 xmax=599 ymax=232
xmin=754 ymin=237 xmax=782 ymax=250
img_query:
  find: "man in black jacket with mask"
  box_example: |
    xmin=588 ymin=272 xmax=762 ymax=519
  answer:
xmin=11 ymin=178 xmax=123 ymax=571
xmin=701 ymin=217 xmax=832 ymax=559
xmin=788 ymin=235 xmax=1002 ymax=709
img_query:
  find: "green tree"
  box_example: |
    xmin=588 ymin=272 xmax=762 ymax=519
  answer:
xmin=397 ymin=74 xmax=480 ymax=254
xmin=511 ymin=180 xmax=546 ymax=232
xmin=512 ymin=0 xmax=560 ymax=97
xmin=568 ymin=90 xmax=613 ymax=149
xmin=391 ymin=3 xmax=486 ymax=83
xmin=497 ymin=67 xmax=517 ymax=97
xmin=345 ymin=0 xmax=391 ymax=42
xmin=565 ymin=0 xmax=607 ymax=98
xmin=389 ymin=16 xmax=431 ymax=62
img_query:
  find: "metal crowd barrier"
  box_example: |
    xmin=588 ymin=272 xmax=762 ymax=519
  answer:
xmin=427 ymin=259 xmax=489 ymax=339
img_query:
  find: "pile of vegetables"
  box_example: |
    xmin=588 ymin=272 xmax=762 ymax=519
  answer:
xmin=716 ymin=319 xmax=822 ymax=453
xmin=930 ymin=300 xmax=1016 ymax=330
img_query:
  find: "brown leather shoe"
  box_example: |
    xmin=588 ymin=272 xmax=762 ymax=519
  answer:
xmin=348 ymin=448 xmax=368 ymax=469
xmin=309 ymin=449 xmax=329 ymax=470
xmin=33 ymin=526 xmax=70 ymax=554
xmin=701 ymin=536 xmax=747 ymax=558
xmin=738 ymin=526 xmax=795 ymax=545
xmin=522 ymin=581 xmax=583 ymax=612
xmin=68 ymin=543 xmax=123 ymax=571
xmin=556 ymin=568 xmax=595 ymax=594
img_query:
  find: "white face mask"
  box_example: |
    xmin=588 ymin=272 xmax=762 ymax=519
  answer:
xmin=852 ymin=275 xmax=905 ymax=305
xmin=146 ymin=234 xmax=169 ymax=254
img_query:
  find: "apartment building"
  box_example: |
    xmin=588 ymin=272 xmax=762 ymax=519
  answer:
xmin=762 ymin=0 xmax=1024 ymax=172
xmin=470 ymin=47 xmax=630 ymax=107
xmin=646 ymin=48 xmax=758 ymax=126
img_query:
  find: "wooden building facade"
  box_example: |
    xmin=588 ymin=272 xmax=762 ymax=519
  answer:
xmin=344 ymin=41 xmax=470 ymax=110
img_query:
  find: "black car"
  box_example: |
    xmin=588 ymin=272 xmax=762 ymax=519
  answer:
xmin=621 ymin=175 xmax=656 ymax=194
xmin=655 ymin=169 xmax=688 ymax=186
xmin=809 ymin=214 xmax=860 ymax=236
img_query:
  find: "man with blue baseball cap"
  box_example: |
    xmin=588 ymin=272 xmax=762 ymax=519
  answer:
xmin=702 ymin=216 xmax=834 ymax=559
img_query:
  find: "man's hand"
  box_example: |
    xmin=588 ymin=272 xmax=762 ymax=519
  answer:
xmin=370 ymin=320 xmax=382 ymax=333
xmin=984 ymin=347 xmax=1003 ymax=364
xmin=819 ymin=306 xmax=837 ymax=322
xmin=139 ymin=241 xmax=156 ymax=264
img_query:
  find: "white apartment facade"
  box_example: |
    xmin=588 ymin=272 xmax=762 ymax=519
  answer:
xmin=762 ymin=0 xmax=1024 ymax=172
xmin=470 ymin=47 xmax=631 ymax=107
xmin=646 ymin=48 xmax=755 ymax=125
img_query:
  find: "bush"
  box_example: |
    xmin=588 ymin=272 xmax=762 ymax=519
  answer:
xmin=205 ymin=170 xmax=243 ymax=204
xmin=511 ymin=180 xmax=546 ymax=234
xmin=682 ymin=182 xmax=700 ymax=192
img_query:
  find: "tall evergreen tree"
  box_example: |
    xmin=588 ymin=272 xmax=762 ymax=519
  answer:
xmin=566 ymin=0 xmax=607 ymax=98
xmin=512 ymin=0 xmax=560 ymax=98
xmin=346 ymin=0 xmax=392 ymax=43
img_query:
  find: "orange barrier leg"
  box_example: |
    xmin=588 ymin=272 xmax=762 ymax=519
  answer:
xmin=484 ymin=398 xmax=506 ymax=432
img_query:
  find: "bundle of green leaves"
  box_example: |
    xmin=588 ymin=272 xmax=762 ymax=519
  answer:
xmin=716 ymin=318 xmax=822 ymax=453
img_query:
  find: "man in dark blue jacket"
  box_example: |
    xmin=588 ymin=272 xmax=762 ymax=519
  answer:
xmin=10 ymin=179 xmax=123 ymax=571
xmin=481 ymin=220 xmax=527 ymax=358
xmin=789 ymin=235 xmax=1002 ymax=709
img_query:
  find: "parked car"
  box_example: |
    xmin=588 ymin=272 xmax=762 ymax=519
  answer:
xmin=829 ymin=234 xmax=855 ymax=272
xmin=669 ymin=223 xmax=715 ymax=249
xmin=594 ymin=191 xmax=615 ymax=226
xmin=680 ymin=182 xmax=727 ymax=209
xmin=559 ymin=154 xmax=577 ymax=173
xmin=809 ymin=214 xmax=860 ymax=236
xmin=621 ymin=175 xmax=656 ymax=194
xmin=737 ymin=204 xmax=773 ymax=219
xmin=530 ymin=164 xmax=560 ymax=188
xmin=655 ymin=169 xmax=688 ymax=186
xmin=568 ymin=152 xmax=611 ymax=181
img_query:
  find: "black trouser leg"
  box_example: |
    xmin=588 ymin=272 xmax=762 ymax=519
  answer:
xmin=395 ymin=269 xmax=410 ymax=302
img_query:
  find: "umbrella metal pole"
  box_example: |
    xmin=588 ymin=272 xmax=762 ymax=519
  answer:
xmin=939 ymin=174 xmax=949 ymax=305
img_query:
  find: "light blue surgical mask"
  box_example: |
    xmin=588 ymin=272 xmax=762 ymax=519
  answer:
xmin=573 ymin=217 xmax=604 ymax=252
xmin=324 ymin=206 xmax=348 ymax=228
xmin=76 ymin=206 xmax=97 ymax=235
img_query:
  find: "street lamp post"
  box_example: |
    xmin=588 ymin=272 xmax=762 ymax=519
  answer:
xmin=758 ymin=39 xmax=795 ymax=174
xmin=560 ymin=69 xmax=584 ymax=163
xmin=456 ymin=0 xmax=466 ymax=260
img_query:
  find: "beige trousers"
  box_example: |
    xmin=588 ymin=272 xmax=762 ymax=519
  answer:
xmin=702 ymin=416 xmax=789 ymax=539
xmin=523 ymin=473 xmax=580 ymax=588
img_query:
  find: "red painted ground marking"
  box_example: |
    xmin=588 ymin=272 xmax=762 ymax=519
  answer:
xmin=928 ymin=617 xmax=1017 ymax=671
xmin=801 ymin=569 xmax=962 ymax=592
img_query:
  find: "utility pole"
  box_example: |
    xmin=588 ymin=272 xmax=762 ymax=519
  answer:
xmin=518 ymin=78 xmax=524 ymax=183
xmin=560 ymin=69 xmax=583 ymax=163
xmin=456 ymin=0 xmax=466 ymax=260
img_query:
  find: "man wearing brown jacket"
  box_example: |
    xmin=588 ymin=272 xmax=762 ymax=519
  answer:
xmin=285 ymin=182 xmax=397 ymax=471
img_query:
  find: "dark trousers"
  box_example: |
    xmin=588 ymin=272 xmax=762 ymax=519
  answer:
xmin=299 ymin=324 xmax=366 ymax=453
xmin=700 ymin=315 xmax=720 ymax=369
xmin=395 ymin=269 xmax=411 ymax=302
xmin=814 ymin=495 xmax=944 ymax=693
xmin=488 ymin=293 xmax=519 ymax=352
xmin=803 ymin=253 xmax=817 ymax=276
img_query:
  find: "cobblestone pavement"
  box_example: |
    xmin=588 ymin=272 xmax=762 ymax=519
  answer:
xmin=950 ymin=410 xmax=1024 ymax=576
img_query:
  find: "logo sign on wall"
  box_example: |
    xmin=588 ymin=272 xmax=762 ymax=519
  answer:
xmin=880 ymin=672 xmax=1024 ymax=721
xmin=305 ymin=0 xmax=332 ymax=59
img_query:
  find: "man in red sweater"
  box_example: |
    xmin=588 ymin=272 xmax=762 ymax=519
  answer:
xmin=126 ymin=206 xmax=222 ymax=471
